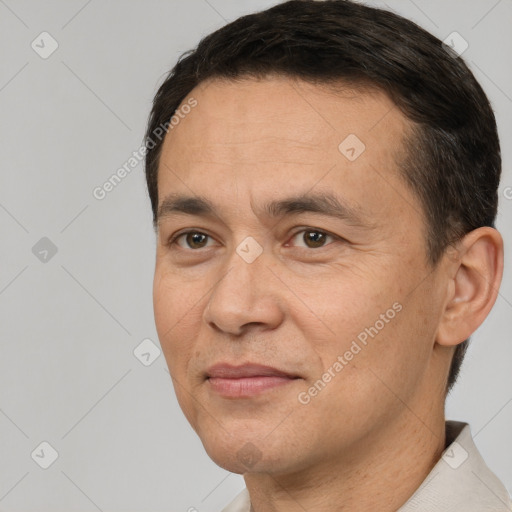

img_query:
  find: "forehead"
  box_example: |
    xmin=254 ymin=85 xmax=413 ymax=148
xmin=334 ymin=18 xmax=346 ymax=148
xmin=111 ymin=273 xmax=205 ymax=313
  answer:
xmin=161 ymin=76 xmax=408 ymax=162
xmin=156 ymin=76 xmax=418 ymax=224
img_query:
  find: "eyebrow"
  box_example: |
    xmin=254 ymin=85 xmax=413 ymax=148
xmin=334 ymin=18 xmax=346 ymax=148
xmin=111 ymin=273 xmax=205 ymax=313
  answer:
xmin=156 ymin=192 xmax=370 ymax=228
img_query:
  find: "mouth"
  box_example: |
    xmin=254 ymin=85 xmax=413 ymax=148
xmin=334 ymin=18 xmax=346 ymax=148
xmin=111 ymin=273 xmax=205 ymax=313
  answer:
xmin=205 ymin=363 xmax=301 ymax=398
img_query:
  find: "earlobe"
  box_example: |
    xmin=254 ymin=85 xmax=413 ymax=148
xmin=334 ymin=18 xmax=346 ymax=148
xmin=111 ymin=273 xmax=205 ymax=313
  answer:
xmin=436 ymin=227 xmax=503 ymax=347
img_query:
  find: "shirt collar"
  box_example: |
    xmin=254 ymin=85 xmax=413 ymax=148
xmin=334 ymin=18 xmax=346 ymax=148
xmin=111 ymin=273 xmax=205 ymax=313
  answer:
xmin=399 ymin=421 xmax=511 ymax=511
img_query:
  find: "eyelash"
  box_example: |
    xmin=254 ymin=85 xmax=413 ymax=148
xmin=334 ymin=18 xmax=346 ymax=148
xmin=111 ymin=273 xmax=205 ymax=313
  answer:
xmin=167 ymin=228 xmax=340 ymax=250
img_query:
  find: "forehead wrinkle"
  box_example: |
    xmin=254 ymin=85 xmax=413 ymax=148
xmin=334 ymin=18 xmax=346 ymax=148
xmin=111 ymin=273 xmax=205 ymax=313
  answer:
xmin=209 ymin=133 xmax=321 ymax=159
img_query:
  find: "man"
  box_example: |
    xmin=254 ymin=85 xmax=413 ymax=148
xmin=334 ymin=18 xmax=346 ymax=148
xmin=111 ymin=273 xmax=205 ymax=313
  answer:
xmin=144 ymin=1 xmax=511 ymax=510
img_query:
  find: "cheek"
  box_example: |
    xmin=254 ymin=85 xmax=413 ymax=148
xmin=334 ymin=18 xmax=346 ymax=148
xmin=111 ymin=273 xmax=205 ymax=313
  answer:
xmin=294 ymin=260 xmax=424 ymax=395
xmin=329 ymin=286 xmax=438 ymax=408
xmin=153 ymin=269 xmax=198 ymax=371
xmin=153 ymin=264 xmax=202 ymax=330
xmin=293 ymin=265 xmax=395 ymax=352
xmin=153 ymin=271 xmax=203 ymax=426
xmin=153 ymin=270 xmax=174 ymax=340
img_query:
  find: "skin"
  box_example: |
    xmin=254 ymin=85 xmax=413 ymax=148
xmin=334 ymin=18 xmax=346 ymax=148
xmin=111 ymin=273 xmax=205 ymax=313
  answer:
xmin=152 ymin=76 xmax=503 ymax=512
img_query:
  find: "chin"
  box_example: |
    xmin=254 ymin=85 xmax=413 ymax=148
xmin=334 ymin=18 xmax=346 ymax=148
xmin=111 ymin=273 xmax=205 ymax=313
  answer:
xmin=200 ymin=439 xmax=254 ymax=473
xmin=199 ymin=427 xmax=304 ymax=477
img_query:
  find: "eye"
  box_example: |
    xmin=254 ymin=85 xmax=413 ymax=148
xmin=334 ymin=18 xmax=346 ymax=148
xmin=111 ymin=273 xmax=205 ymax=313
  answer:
xmin=288 ymin=228 xmax=336 ymax=249
xmin=170 ymin=231 xmax=217 ymax=250
xmin=168 ymin=228 xmax=338 ymax=251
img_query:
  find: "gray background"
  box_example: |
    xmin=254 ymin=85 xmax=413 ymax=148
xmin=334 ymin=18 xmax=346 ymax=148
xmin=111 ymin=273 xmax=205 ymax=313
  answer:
xmin=0 ymin=0 xmax=511 ymax=511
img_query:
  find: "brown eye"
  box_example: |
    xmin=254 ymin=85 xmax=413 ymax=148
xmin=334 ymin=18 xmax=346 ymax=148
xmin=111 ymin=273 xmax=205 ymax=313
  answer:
xmin=172 ymin=231 xmax=214 ymax=249
xmin=289 ymin=229 xmax=334 ymax=249
xmin=305 ymin=231 xmax=327 ymax=248
xmin=185 ymin=232 xmax=208 ymax=249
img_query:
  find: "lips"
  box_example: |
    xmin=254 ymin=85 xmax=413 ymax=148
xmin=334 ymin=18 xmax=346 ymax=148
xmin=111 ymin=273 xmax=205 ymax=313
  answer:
xmin=206 ymin=363 xmax=300 ymax=398
xmin=206 ymin=363 xmax=298 ymax=379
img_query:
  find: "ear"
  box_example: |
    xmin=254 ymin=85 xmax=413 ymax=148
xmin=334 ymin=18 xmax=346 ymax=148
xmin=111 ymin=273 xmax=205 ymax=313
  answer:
xmin=436 ymin=227 xmax=503 ymax=347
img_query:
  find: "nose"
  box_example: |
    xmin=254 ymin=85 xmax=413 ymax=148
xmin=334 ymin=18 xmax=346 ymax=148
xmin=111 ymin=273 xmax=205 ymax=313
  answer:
xmin=203 ymin=248 xmax=285 ymax=336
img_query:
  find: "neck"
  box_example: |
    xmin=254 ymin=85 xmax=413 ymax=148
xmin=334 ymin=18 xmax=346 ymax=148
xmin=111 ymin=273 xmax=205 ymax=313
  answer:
xmin=245 ymin=398 xmax=446 ymax=512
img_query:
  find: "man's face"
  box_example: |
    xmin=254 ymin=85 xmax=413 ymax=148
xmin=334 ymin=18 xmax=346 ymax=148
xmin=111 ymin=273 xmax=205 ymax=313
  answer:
xmin=153 ymin=77 xmax=448 ymax=474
